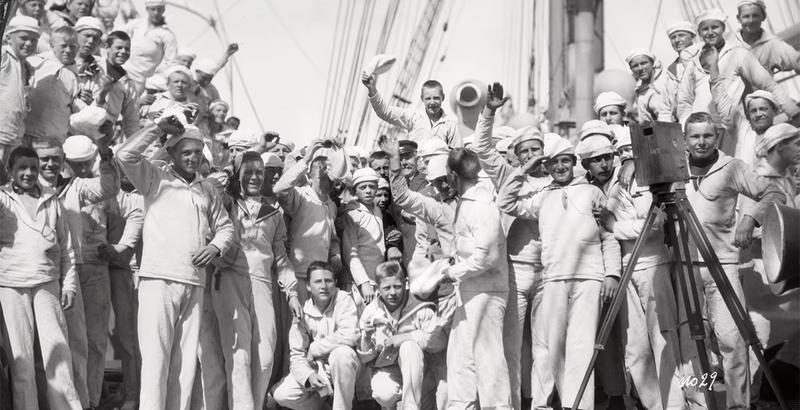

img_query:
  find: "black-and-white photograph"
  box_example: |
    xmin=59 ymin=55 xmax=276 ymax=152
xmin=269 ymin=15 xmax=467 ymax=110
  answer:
xmin=0 ymin=0 xmax=798 ymax=409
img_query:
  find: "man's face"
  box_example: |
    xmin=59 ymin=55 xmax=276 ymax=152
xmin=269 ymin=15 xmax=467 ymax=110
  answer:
xmin=370 ymin=158 xmax=390 ymax=180
xmin=746 ymin=98 xmax=777 ymax=134
xmin=307 ymin=268 xmax=336 ymax=308
xmin=685 ymin=122 xmax=719 ymax=160
xmin=195 ymin=70 xmax=213 ymax=86
xmin=378 ymin=275 xmax=405 ymax=312
xmin=211 ymin=105 xmax=228 ymax=124
xmin=77 ymin=29 xmax=101 ymax=57
xmin=546 ymin=154 xmax=575 ymax=184
xmin=175 ymin=55 xmax=194 ymax=68
xmin=375 ymin=188 xmax=390 ymax=210
xmin=20 ymin=1 xmax=44 ymax=19
xmin=515 ymin=140 xmax=544 ymax=166
xmin=240 ymin=160 xmax=264 ymax=197
xmin=169 ymin=138 xmax=204 ymax=176
xmin=228 ymin=145 xmax=247 ymax=157
xmin=147 ymin=5 xmax=166 ymax=26
xmin=68 ymin=0 xmax=93 ymax=18
xmin=51 ymin=34 xmax=78 ymax=65
xmin=617 ymin=145 xmax=633 ymax=159
xmin=628 ymin=56 xmax=654 ymax=82
xmin=7 ymin=32 xmax=39 ymax=58
xmin=168 ymin=73 xmax=190 ymax=100
xmin=355 ymin=181 xmax=377 ymax=206
xmin=421 ymin=86 xmax=444 ymax=118
xmin=778 ymin=137 xmax=800 ymax=167
xmin=269 ymin=145 xmax=290 ymax=161
xmin=584 ymin=153 xmax=615 ymax=184
xmin=737 ymin=5 xmax=765 ymax=35
xmin=699 ymin=20 xmax=725 ymax=47
xmin=669 ymin=31 xmax=695 ymax=53
xmin=37 ymin=147 xmax=64 ymax=182
xmin=400 ymin=151 xmax=418 ymax=177
xmin=11 ymin=156 xmax=39 ymax=191
xmin=107 ymin=38 xmax=130 ymax=66
xmin=65 ymin=158 xmax=94 ymax=178
xmin=417 ymin=156 xmax=431 ymax=175
xmin=431 ymin=176 xmax=455 ymax=200
xmin=599 ymin=105 xmax=624 ymax=125
xmin=263 ymin=166 xmax=282 ymax=189
xmin=348 ymin=156 xmax=360 ymax=173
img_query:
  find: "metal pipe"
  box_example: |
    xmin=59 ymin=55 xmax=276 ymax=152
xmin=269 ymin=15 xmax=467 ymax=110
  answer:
xmin=573 ymin=0 xmax=595 ymax=131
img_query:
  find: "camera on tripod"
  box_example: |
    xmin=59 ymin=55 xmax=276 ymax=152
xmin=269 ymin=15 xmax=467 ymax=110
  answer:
xmin=628 ymin=121 xmax=688 ymax=187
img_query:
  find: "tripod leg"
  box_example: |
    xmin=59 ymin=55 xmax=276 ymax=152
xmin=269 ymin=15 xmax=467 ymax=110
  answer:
xmin=570 ymin=202 xmax=661 ymax=410
xmin=676 ymin=198 xmax=790 ymax=410
xmin=666 ymin=207 xmax=718 ymax=410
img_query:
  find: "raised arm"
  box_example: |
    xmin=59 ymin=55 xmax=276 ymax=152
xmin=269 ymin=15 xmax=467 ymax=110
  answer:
xmin=496 ymin=166 xmax=543 ymax=220
xmin=473 ymin=83 xmax=515 ymax=188
xmin=78 ymin=143 xmax=120 ymax=206
xmin=363 ymin=73 xmax=415 ymax=131
xmin=114 ymin=121 xmax=168 ymax=196
xmin=739 ymin=49 xmax=800 ymax=118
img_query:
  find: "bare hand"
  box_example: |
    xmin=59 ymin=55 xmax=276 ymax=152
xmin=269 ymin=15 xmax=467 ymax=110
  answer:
xmin=288 ymin=296 xmax=303 ymax=318
xmin=192 ymin=245 xmax=220 ymax=267
xmin=734 ymin=215 xmax=757 ymax=249
xmin=699 ymin=44 xmax=720 ymax=75
xmin=360 ymin=283 xmax=375 ymax=304
xmin=521 ymin=155 xmax=549 ymax=175
xmin=386 ymin=247 xmax=402 ymax=261
xmin=600 ymin=276 xmax=619 ymax=303
xmin=139 ymin=94 xmax=157 ymax=105
xmin=593 ymin=205 xmax=616 ymax=232
xmin=378 ymin=134 xmax=400 ymax=157
xmin=157 ymin=115 xmax=185 ymax=135
xmin=485 ymin=82 xmax=510 ymax=111
xmin=386 ymin=334 xmax=407 ymax=348
xmin=617 ymin=160 xmax=635 ymax=191
xmin=307 ymin=373 xmax=327 ymax=390
xmin=61 ymin=290 xmax=75 ymax=310
xmin=79 ymin=89 xmax=94 ymax=105
xmin=304 ymin=140 xmax=325 ymax=163
xmin=226 ymin=43 xmax=239 ymax=56
xmin=361 ymin=72 xmax=377 ymax=95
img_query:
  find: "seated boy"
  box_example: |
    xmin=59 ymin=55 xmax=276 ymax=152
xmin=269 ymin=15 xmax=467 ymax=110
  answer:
xmin=272 ymin=261 xmax=360 ymax=409
xmin=358 ymin=261 xmax=445 ymax=409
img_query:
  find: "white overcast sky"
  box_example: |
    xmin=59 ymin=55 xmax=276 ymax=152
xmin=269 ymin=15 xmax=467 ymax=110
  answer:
xmin=138 ymin=0 xmax=785 ymax=146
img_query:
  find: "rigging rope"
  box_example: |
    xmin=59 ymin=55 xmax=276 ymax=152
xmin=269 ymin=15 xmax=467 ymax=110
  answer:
xmin=318 ymin=0 xmax=346 ymax=137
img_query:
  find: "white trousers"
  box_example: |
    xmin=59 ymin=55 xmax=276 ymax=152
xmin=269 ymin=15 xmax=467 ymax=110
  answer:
xmin=531 ymin=279 xmax=600 ymax=410
xmin=213 ymin=272 xmax=279 ymax=410
xmin=504 ymin=260 xmax=543 ymax=407
xmin=369 ymin=340 xmax=425 ymax=409
xmin=137 ymin=278 xmax=203 ymax=410
xmin=272 ymin=346 xmax=360 ymax=410
xmin=63 ymin=277 xmax=89 ymax=408
xmin=625 ymin=264 xmax=685 ymax=409
xmin=446 ymin=291 xmax=512 ymax=409
xmin=0 ymin=281 xmax=82 ymax=410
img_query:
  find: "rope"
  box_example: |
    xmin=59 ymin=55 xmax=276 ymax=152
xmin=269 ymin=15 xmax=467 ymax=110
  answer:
xmin=648 ymin=0 xmax=664 ymax=51
xmin=212 ymin=0 xmax=265 ymax=131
